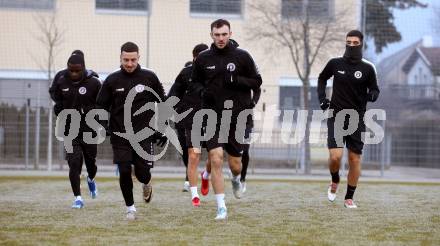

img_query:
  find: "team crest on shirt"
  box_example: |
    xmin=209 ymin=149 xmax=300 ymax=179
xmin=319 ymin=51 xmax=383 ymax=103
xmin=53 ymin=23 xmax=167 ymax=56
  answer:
xmin=354 ymin=71 xmax=362 ymax=79
xmin=78 ymin=87 xmax=87 ymax=95
xmin=226 ymin=63 xmax=236 ymax=72
xmin=135 ymin=84 xmax=145 ymax=93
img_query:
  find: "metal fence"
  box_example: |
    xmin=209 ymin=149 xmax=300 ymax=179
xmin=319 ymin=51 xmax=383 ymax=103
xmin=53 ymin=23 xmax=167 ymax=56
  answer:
xmin=0 ymin=92 xmax=401 ymax=175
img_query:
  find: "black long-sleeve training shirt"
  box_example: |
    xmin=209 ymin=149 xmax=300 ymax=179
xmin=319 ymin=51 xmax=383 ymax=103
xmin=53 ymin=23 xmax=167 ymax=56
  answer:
xmin=53 ymin=72 xmax=101 ymax=135
xmin=190 ymin=40 xmax=262 ymax=117
xmin=170 ymin=61 xmax=262 ymax=129
xmin=168 ymin=62 xmax=201 ymax=129
xmin=168 ymin=62 xmax=201 ymax=114
xmin=96 ymin=65 xmax=165 ymax=145
xmin=317 ymin=57 xmax=380 ymax=112
xmin=49 ymin=69 xmax=98 ymax=101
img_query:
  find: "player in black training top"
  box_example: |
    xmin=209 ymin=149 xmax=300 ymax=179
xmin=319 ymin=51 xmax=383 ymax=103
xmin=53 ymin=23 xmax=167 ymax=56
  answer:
xmin=96 ymin=42 xmax=166 ymax=220
xmin=190 ymin=19 xmax=262 ymax=220
xmin=52 ymin=54 xmax=101 ymax=209
xmin=317 ymin=30 xmax=380 ymax=209
xmin=168 ymin=43 xmax=209 ymax=200
xmin=49 ymin=50 xmax=98 ymax=102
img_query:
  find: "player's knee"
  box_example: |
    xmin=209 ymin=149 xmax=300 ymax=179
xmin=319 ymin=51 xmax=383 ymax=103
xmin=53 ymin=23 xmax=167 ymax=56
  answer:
xmin=118 ymin=163 xmax=132 ymax=177
xmin=348 ymin=150 xmax=361 ymax=164
xmin=135 ymin=170 xmax=151 ymax=184
xmin=69 ymin=167 xmax=80 ymax=177
xmin=188 ymin=151 xmax=200 ymax=165
xmin=348 ymin=155 xmax=359 ymax=164
xmin=329 ymin=154 xmax=342 ymax=164
xmin=210 ymin=155 xmax=223 ymax=168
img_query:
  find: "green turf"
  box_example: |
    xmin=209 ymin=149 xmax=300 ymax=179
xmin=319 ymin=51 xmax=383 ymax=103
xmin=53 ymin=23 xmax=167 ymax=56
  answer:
xmin=0 ymin=177 xmax=439 ymax=245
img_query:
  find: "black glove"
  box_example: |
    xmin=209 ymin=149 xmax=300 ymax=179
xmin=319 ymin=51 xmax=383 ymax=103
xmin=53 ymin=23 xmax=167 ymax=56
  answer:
xmin=225 ymin=71 xmax=238 ymax=87
xmin=320 ymin=98 xmax=330 ymax=111
xmin=367 ymin=90 xmax=379 ymax=102
xmin=152 ymin=131 xmax=167 ymax=147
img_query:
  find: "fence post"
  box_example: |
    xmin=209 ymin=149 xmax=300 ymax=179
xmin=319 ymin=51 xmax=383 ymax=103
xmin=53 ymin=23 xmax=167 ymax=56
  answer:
xmin=34 ymin=106 xmax=40 ymax=170
xmin=47 ymin=108 xmax=52 ymax=171
xmin=380 ymin=120 xmax=386 ymax=177
xmin=25 ymin=99 xmax=30 ymax=170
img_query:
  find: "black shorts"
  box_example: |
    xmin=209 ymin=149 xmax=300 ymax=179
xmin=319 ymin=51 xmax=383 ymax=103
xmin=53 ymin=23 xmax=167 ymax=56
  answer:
xmin=112 ymin=140 xmax=154 ymax=168
xmin=184 ymin=127 xmax=206 ymax=150
xmin=327 ymin=111 xmax=365 ymax=155
xmin=65 ymin=138 xmax=97 ymax=164
xmin=205 ymin=126 xmax=252 ymax=157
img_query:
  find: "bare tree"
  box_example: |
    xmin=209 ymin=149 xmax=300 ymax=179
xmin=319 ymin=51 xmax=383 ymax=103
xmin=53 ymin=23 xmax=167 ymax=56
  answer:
xmin=33 ymin=13 xmax=64 ymax=85
xmin=31 ymin=12 xmax=65 ymax=170
xmin=246 ymin=0 xmax=348 ymax=174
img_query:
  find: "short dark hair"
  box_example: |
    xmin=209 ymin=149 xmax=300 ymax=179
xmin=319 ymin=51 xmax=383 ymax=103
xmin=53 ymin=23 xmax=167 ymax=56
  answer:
xmin=71 ymin=50 xmax=84 ymax=57
xmin=192 ymin=43 xmax=209 ymax=58
xmin=346 ymin=30 xmax=364 ymax=43
xmin=121 ymin=42 xmax=139 ymax=53
xmin=211 ymin=19 xmax=230 ymax=31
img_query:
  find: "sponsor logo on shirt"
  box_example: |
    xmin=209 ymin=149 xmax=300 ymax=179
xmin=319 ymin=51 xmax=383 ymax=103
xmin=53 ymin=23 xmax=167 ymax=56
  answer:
xmin=226 ymin=63 xmax=236 ymax=72
xmin=135 ymin=84 xmax=145 ymax=93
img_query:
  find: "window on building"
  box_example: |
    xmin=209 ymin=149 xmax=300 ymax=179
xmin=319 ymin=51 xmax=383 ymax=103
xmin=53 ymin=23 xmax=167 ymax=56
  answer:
xmin=0 ymin=0 xmax=54 ymax=10
xmin=282 ymin=0 xmax=333 ymax=19
xmin=278 ymin=85 xmax=321 ymax=120
xmin=190 ymin=0 xmax=242 ymax=16
xmin=96 ymin=0 xmax=148 ymax=12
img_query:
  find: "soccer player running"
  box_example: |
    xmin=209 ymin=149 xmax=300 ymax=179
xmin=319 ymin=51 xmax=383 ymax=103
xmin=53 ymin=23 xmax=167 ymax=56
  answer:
xmin=96 ymin=42 xmax=167 ymax=220
xmin=168 ymin=44 xmax=209 ymax=194
xmin=168 ymin=44 xmax=209 ymax=206
xmin=317 ymin=30 xmax=380 ymax=208
xmin=52 ymin=54 xmax=101 ymax=209
xmin=191 ymin=19 xmax=262 ymax=219
xmin=49 ymin=50 xmax=98 ymax=102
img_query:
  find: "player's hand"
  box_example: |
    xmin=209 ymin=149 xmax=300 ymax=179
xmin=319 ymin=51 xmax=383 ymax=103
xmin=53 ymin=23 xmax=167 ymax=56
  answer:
xmin=320 ymin=98 xmax=330 ymax=111
xmin=225 ymin=71 xmax=238 ymax=87
xmin=152 ymin=132 xmax=167 ymax=147
xmin=367 ymin=91 xmax=379 ymax=102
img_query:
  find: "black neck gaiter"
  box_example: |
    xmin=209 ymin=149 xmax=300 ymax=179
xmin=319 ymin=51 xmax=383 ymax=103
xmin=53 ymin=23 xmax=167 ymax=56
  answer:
xmin=343 ymin=45 xmax=363 ymax=64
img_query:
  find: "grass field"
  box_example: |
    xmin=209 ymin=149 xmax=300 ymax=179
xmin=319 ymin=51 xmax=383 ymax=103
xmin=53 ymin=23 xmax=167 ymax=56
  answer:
xmin=0 ymin=176 xmax=439 ymax=245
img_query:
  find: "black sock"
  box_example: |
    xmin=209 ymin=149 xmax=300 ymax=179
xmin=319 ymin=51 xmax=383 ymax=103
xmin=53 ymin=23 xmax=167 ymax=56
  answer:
xmin=330 ymin=171 xmax=340 ymax=183
xmin=345 ymin=185 xmax=357 ymax=200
